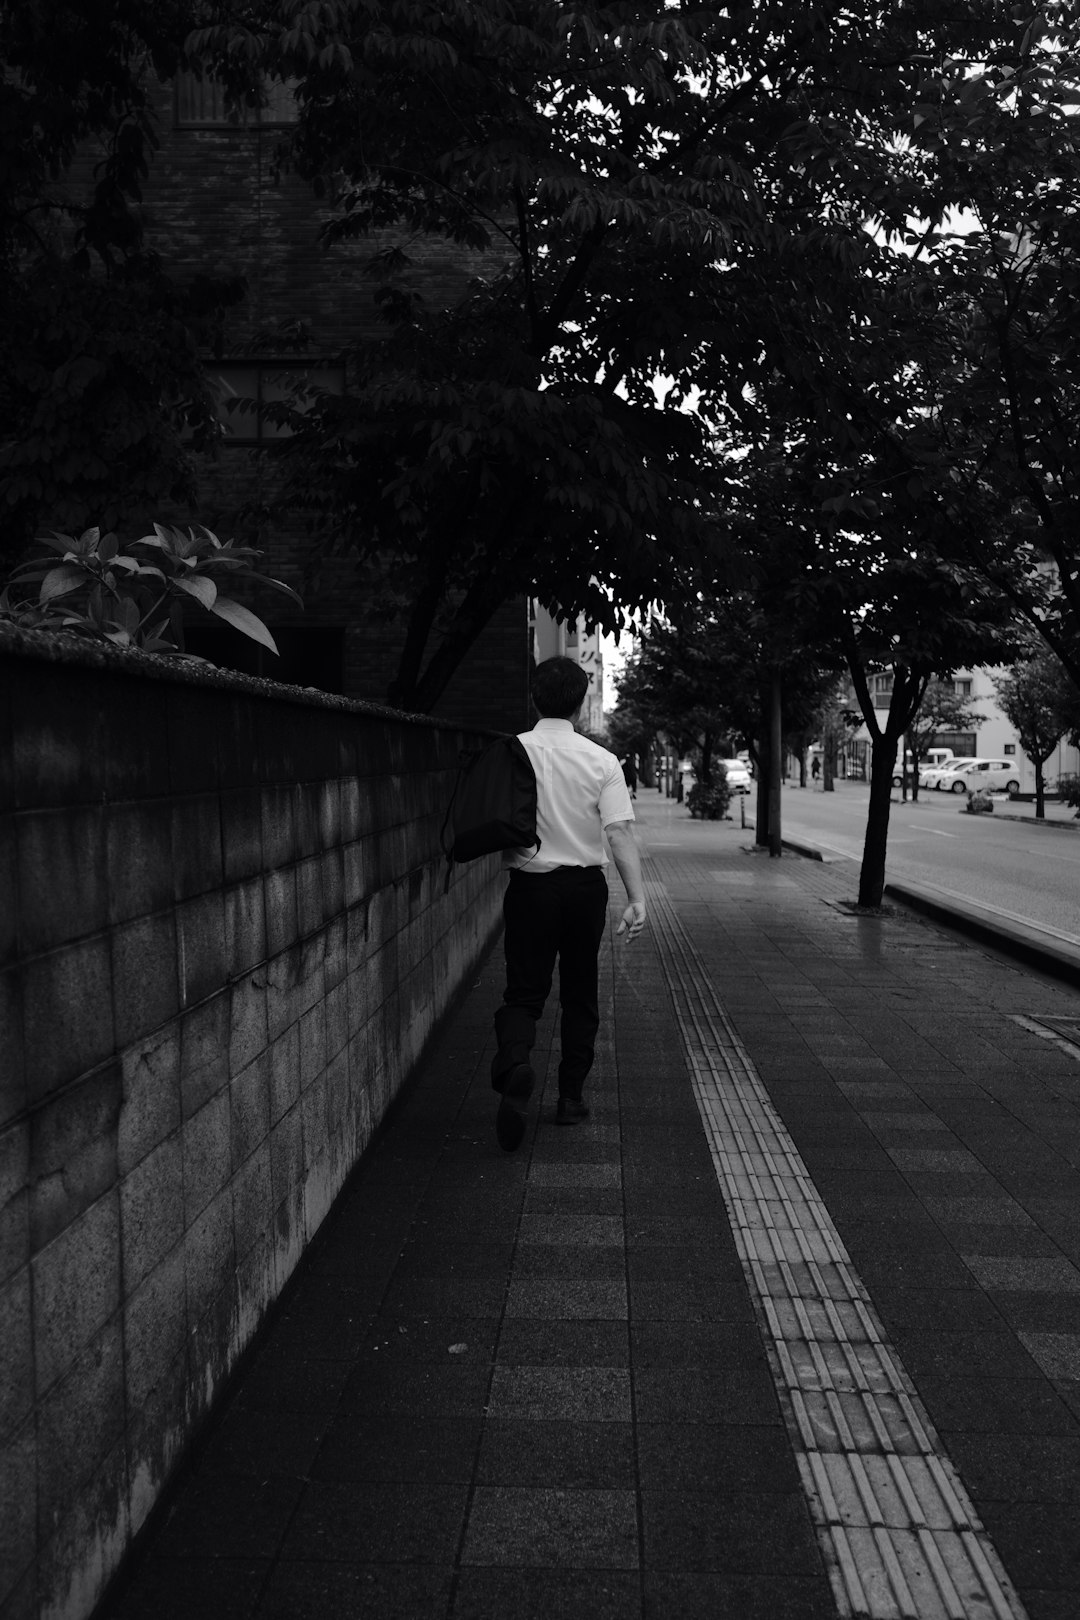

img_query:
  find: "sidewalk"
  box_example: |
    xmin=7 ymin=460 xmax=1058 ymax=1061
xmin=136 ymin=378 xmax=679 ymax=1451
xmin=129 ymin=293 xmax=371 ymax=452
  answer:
xmin=100 ymin=794 xmax=1080 ymax=1620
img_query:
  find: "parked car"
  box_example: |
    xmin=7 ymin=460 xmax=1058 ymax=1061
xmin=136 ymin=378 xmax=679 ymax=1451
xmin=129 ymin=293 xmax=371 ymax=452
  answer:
xmin=718 ymin=758 xmax=752 ymax=793
xmin=937 ymin=759 xmax=1021 ymax=794
xmin=921 ymin=755 xmax=979 ymax=789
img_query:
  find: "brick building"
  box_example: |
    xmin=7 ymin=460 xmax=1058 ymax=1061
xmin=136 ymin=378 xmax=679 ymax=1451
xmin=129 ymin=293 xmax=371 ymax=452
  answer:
xmin=128 ymin=72 xmax=533 ymax=731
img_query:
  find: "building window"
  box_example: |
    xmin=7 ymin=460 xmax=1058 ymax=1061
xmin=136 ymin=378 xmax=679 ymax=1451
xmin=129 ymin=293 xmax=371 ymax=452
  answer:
xmin=872 ymin=673 xmax=893 ymax=709
xmin=953 ymin=678 xmax=972 ymax=697
xmin=174 ymin=72 xmax=299 ymax=128
xmin=1003 ymin=743 xmax=1016 ymax=756
xmin=209 ymin=361 xmax=345 ymax=444
xmin=938 ymin=732 xmax=978 ymax=757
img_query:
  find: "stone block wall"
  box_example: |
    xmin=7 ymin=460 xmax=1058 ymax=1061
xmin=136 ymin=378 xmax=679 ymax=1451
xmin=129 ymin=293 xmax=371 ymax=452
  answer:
xmin=0 ymin=628 xmax=505 ymax=1620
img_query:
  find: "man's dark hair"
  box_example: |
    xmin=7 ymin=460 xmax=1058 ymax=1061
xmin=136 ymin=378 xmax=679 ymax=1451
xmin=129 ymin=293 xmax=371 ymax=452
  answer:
xmin=531 ymin=656 xmax=589 ymax=719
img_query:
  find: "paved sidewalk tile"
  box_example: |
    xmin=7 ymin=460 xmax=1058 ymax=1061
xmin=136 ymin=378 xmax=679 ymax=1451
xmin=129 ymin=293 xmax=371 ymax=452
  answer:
xmin=99 ymin=794 xmax=1080 ymax=1620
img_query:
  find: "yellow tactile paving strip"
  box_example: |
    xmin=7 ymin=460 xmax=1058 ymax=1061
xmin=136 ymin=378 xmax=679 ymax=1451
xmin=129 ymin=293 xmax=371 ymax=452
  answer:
xmin=645 ymin=873 xmax=1030 ymax=1620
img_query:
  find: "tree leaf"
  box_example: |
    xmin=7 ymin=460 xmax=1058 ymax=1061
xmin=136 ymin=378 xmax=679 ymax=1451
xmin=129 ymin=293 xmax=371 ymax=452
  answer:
xmin=209 ymin=596 xmax=280 ymax=653
xmin=259 ymin=575 xmax=305 ymax=607
xmin=40 ymin=564 xmax=87 ymax=603
xmin=174 ymin=575 xmax=218 ymax=610
xmin=35 ymin=533 xmax=79 ymax=556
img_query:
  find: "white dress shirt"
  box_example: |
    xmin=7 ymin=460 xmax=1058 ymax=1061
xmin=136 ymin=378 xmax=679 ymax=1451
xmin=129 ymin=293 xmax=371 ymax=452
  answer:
xmin=504 ymin=718 xmax=635 ymax=873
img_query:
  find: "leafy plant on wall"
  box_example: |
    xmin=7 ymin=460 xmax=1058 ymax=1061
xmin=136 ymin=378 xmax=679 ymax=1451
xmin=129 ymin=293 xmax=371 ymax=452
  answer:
xmin=0 ymin=524 xmax=301 ymax=656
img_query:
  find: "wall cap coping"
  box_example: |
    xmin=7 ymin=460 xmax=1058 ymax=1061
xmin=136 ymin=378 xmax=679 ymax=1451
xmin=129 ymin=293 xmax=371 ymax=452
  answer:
xmin=0 ymin=622 xmax=502 ymax=736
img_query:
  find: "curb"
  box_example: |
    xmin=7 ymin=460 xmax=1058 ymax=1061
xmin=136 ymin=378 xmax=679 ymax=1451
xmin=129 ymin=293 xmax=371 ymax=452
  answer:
xmin=743 ymin=839 xmax=831 ymax=862
xmin=779 ymin=838 xmax=1080 ymax=985
xmin=980 ymin=811 xmax=1080 ymax=831
xmin=782 ymin=837 xmax=824 ymax=861
xmin=884 ymin=878 xmax=1080 ymax=987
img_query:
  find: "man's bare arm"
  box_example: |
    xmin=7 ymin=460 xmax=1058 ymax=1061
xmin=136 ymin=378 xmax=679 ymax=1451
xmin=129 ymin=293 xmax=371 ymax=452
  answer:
xmin=605 ymin=820 xmax=646 ymax=937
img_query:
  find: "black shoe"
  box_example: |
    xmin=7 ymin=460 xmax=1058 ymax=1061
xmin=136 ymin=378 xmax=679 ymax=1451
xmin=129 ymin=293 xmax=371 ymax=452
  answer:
xmin=496 ymin=1063 xmax=534 ymax=1152
xmin=556 ymin=1097 xmax=590 ymax=1126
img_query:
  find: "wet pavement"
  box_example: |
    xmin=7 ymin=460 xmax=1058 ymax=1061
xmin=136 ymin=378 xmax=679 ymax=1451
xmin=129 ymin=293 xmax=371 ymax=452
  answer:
xmin=99 ymin=793 xmax=1080 ymax=1620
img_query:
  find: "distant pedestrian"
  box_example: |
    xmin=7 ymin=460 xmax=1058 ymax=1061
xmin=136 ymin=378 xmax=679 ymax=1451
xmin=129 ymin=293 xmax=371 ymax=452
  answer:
xmin=622 ymin=756 xmax=638 ymax=798
xmin=811 ymin=756 xmax=821 ymax=781
xmin=490 ymin=659 xmax=646 ymax=1152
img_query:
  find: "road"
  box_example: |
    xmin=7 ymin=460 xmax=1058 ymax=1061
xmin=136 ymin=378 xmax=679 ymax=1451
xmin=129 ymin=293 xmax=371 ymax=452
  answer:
xmin=777 ymin=779 xmax=1080 ymax=943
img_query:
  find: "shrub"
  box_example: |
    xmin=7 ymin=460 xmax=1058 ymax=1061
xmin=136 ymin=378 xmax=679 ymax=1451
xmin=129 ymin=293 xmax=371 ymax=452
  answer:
xmin=0 ymin=524 xmax=301 ymax=656
xmin=1055 ymin=773 xmax=1080 ymax=810
xmin=687 ymin=771 xmax=732 ymax=820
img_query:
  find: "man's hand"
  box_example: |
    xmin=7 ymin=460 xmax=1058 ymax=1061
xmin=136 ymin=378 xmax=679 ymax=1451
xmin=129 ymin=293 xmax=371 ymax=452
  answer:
xmin=616 ymin=901 xmax=647 ymax=939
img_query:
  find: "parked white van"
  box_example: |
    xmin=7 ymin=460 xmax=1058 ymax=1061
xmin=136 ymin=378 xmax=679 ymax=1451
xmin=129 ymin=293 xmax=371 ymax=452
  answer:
xmin=892 ymin=748 xmax=953 ymax=787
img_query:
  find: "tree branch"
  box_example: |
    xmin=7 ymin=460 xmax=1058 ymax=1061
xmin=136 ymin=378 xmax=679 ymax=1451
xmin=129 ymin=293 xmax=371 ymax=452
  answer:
xmin=531 ymin=220 xmax=609 ymax=356
xmin=514 ymin=184 xmax=540 ymax=344
xmin=843 ymin=621 xmax=882 ymax=741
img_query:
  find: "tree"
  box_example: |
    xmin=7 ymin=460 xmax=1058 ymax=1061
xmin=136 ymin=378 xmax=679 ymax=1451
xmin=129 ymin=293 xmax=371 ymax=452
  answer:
xmin=278 ymin=303 xmax=715 ymax=711
xmin=605 ymin=658 xmax=657 ymax=787
xmin=727 ymin=227 xmax=1033 ymax=899
xmin=813 ymin=685 xmax=863 ymax=793
xmin=948 ymin=14 xmax=1080 ymax=684
xmin=696 ymin=7 xmax=1080 ymax=888
xmin=903 ymin=679 xmax=986 ymax=801
xmin=732 ymin=11 xmax=1080 ymax=864
xmin=187 ymin=1 xmax=754 ymax=708
xmin=822 ymin=6 xmax=1080 ymax=687
xmin=186 ymin=1 xmax=1047 ymax=710
xmin=993 ymin=645 xmax=1080 ymax=818
xmin=613 ymin=622 xmax=735 ymax=793
xmin=0 ymin=0 xmax=243 ymax=568
xmin=612 ymin=582 xmax=840 ymax=848
xmin=825 ymin=551 xmax=1017 ymax=906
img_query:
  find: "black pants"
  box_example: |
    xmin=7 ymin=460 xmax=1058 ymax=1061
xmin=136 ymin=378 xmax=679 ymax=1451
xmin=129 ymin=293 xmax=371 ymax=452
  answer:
xmin=492 ymin=866 xmax=609 ymax=1101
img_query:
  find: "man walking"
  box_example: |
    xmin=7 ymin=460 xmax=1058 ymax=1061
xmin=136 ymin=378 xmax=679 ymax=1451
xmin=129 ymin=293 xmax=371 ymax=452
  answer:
xmin=492 ymin=657 xmax=647 ymax=1152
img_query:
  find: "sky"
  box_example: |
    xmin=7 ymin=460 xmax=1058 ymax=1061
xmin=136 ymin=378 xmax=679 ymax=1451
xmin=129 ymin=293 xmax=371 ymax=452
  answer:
xmin=601 ymin=628 xmax=633 ymax=711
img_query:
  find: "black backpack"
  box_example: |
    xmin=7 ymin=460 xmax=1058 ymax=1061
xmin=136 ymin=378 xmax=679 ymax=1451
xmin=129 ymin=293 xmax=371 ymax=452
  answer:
xmin=441 ymin=735 xmax=540 ymax=890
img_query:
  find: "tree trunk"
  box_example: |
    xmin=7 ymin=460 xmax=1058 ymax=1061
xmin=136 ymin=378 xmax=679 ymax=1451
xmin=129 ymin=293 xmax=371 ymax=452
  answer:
xmin=755 ymin=726 xmax=770 ymax=847
xmin=768 ymin=668 xmax=783 ymax=858
xmin=1036 ymin=761 xmax=1045 ymax=819
xmin=844 ymin=650 xmax=931 ymax=908
xmin=385 ymin=568 xmax=447 ymax=709
xmin=858 ymin=735 xmax=900 ymax=907
xmin=397 ymin=560 xmax=513 ymax=712
xmin=403 ymin=618 xmax=492 ymax=713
